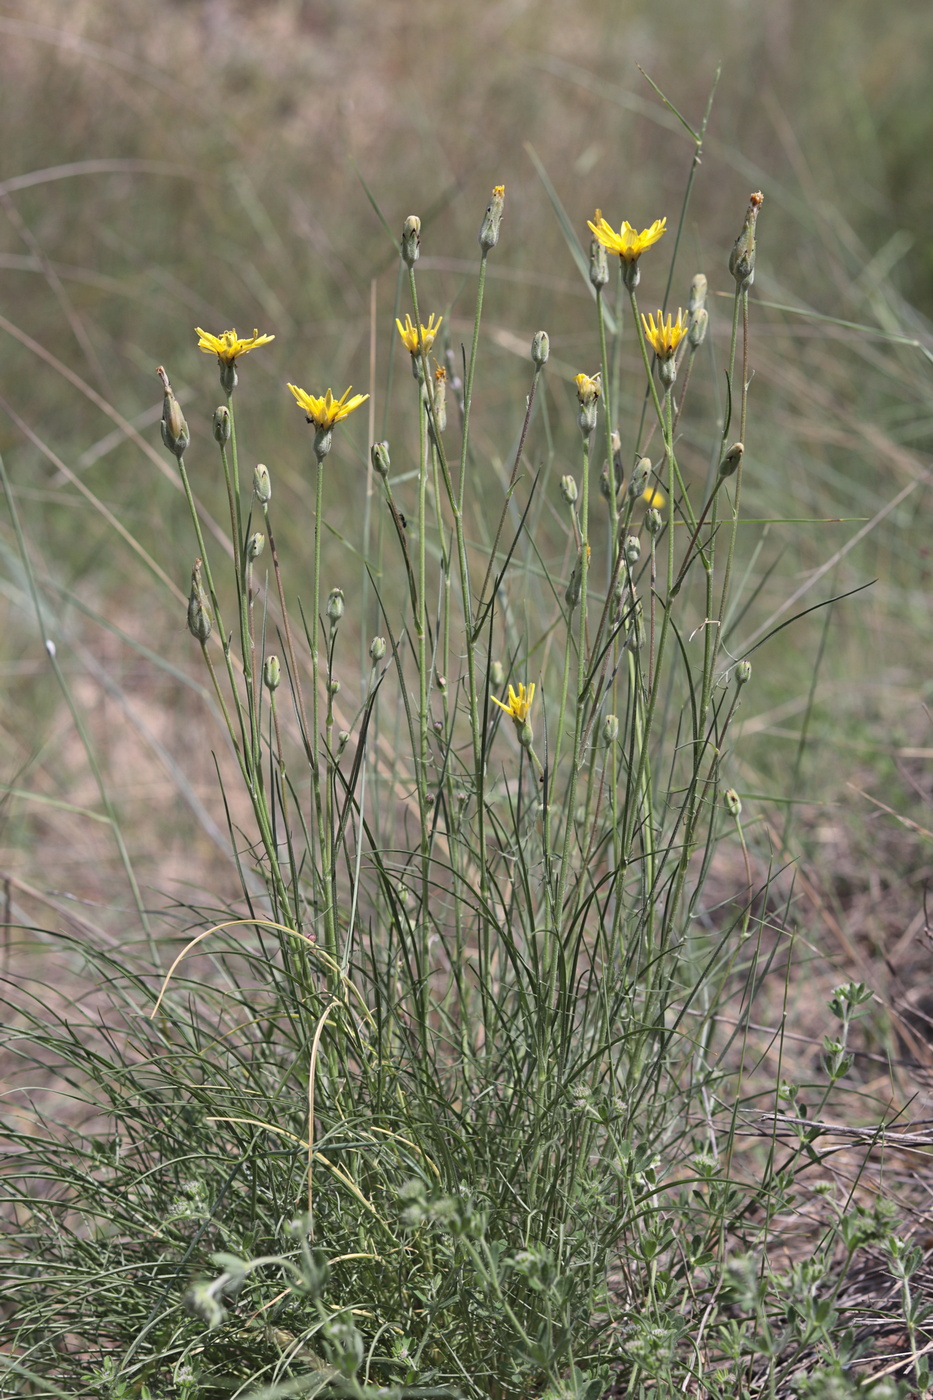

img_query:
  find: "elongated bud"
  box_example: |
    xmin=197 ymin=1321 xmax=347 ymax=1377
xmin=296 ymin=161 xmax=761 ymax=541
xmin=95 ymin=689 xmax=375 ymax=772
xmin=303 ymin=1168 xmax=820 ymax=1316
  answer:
xmin=253 ymin=463 xmax=271 ymax=503
xmin=369 ymin=635 xmax=386 ymax=663
xmin=644 ymin=507 xmax=663 ymax=537
xmin=560 ymin=474 xmax=578 ymax=505
xmin=628 ymin=456 xmax=651 ymax=500
xmin=479 ymin=184 xmax=505 ymax=252
xmin=263 ymin=655 xmax=281 ymax=691
xmin=624 ymin=535 xmax=641 ymax=566
xmin=724 ymin=787 xmax=743 ymax=817
xmin=688 ymin=273 xmax=708 ymax=315
xmin=401 ymin=215 xmax=421 ymax=268
xmin=589 ymin=223 xmax=609 ymax=289
xmin=602 ymin=714 xmax=619 ymax=746
xmin=688 ymin=306 xmax=708 ymax=349
xmin=531 ymin=330 xmax=550 ymax=367
xmin=574 ymin=371 xmax=600 ymax=438
xmin=186 ymin=558 xmax=212 ymax=642
xmin=158 ymin=366 xmax=189 ymax=459
xmin=719 ymin=441 xmax=744 ymax=479
xmin=212 ymin=405 xmax=231 ymax=445
xmin=428 ymin=366 xmax=447 ymax=434
xmin=736 ymin=659 xmax=752 ymax=686
xmin=599 ymin=464 xmax=613 ymax=502
xmin=247 ymin=531 xmax=265 ymax=561
xmin=729 ymin=191 xmax=763 ymax=290
xmin=371 ymin=441 xmax=390 ymax=478
xmin=611 ymin=430 xmax=624 ymax=493
xmin=327 ymin=587 xmax=344 ymax=629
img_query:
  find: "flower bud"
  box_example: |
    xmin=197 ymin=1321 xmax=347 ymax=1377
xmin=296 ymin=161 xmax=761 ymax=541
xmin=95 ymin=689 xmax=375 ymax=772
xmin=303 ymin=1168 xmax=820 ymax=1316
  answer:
xmin=479 ymin=184 xmax=505 ymax=252
xmin=599 ymin=464 xmax=613 ymax=502
xmin=247 ymin=532 xmax=265 ymax=561
xmin=186 ymin=558 xmax=212 ymax=643
xmin=371 ymin=441 xmax=390 ymax=478
xmin=602 ymin=714 xmax=619 ymax=746
xmin=736 ymin=660 xmax=752 ymax=686
xmin=328 ymin=679 xmax=340 ymax=696
xmin=253 ymin=463 xmax=271 ymax=503
xmin=263 ymin=655 xmax=281 ymax=691
xmin=718 ymin=442 xmax=744 ymax=479
xmin=628 ymin=456 xmax=651 ymax=500
xmin=688 ymin=306 xmax=708 ymax=349
xmin=212 ymin=405 xmax=231 ymax=445
xmin=729 ymin=191 xmax=763 ymax=290
xmin=611 ymin=429 xmax=624 ymax=493
xmin=158 ymin=366 xmax=189 ymax=459
xmin=337 ymin=731 xmax=350 ymax=757
xmin=688 ymin=273 xmax=708 ymax=316
xmin=428 ymin=366 xmax=447 ymax=434
xmin=327 ymin=588 xmax=345 ymax=628
xmin=401 ymin=214 xmax=421 ymax=268
xmin=574 ymin=372 xmax=601 ymax=438
xmin=589 ymin=226 xmax=609 ymax=289
xmin=560 ymin=474 xmax=578 ymax=505
xmin=624 ymin=535 xmax=641 ymax=566
xmin=724 ymin=787 xmax=743 ymax=817
xmin=531 ymin=330 xmax=549 ymax=367
xmin=369 ymin=635 xmax=386 ymax=663
xmin=645 ymin=507 xmax=663 ymax=537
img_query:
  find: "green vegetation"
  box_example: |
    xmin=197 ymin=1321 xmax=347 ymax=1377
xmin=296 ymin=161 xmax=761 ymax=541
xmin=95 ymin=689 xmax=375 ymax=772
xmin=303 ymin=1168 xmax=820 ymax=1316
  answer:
xmin=2 ymin=5 xmax=933 ymax=1397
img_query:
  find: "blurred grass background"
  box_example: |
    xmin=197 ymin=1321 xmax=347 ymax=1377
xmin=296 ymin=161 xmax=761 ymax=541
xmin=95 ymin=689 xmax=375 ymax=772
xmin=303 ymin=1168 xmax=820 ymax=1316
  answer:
xmin=1 ymin=0 xmax=932 ymax=1007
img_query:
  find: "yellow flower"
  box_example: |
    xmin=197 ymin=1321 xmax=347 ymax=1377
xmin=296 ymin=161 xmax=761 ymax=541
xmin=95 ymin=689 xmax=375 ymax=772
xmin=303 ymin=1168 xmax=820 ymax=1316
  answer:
xmin=195 ymin=327 xmax=275 ymax=364
xmin=491 ymin=681 xmax=535 ymax=725
xmin=587 ymin=215 xmax=667 ymax=263
xmin=642 ymin=485 xmax=666 ymax=509
xmin=287 ymin=383 xmax=369 ymax=431
xmin=640 ymin=308 xmax=687 ymax=360
xmin=396 ymin=313 xmax=443 ymax=355
xmin=574 ymin=371 xmax=601 ymax=405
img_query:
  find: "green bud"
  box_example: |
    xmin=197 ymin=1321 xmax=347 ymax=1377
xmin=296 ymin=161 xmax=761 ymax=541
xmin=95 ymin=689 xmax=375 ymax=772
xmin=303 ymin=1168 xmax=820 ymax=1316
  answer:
xmin=688 ymin=306 xmax=708 ymax=349
xmin=589 ymin=232 xmax=609 ymax=289
xmin=624 ymin=535 xmax=641 ymax=566
xmin=490 ymin=660 xmax=505 ymax=688
xmin=729 ymin=191 xmax=763 ymax=290
xmin=369 ymin=635 xmax=386 ymax=662
xmin=263 ymin=655 xmax=281 ymax=691
xmin=575 ymin=372 xmax=601 ymax=438
xmin=337 ymin=731 xmax=350 ymax=757
xmin=327 ymin=588 xmax=345 ymax=628
xmin=401 ymin=215 xmax=421 ymax=269
xmin=645 ymin=507 xmax=662 ymax=537
xmin=688 ymin=273 xmax=708 ymax=315
xmin=736 ymin=659 xmax=752 ymax=686
xmin=602 ymin=714 xmax=619 ymax=745
xmin=628 ymin=456 xmax=651 ymax=500
xmin=724 ymin=787 xmax=742 ymax=818
xmin=328 ymin=679 xmax=340 ymax=696
xmin=371 ymin=441 xmax=390 ymax=478
xmin=186 ymin=558 xmax=212 ymax=643
xmin=560 ymin=474 xmax=578 ymax=505
xmin=479 ymin=184 xmax=505 ymax=252
xmin=247 ymin=531 xmax=265 ymax=561
xmin=158 ymin=366 xmax=189 ymax=459
xmin=253 ymin=463 xmax=272 ymax=503
xmin=531 ymin=330 xmax=550 ymax=367
xmin=212 ymin=405 xmax=231 ymax=445
xmin=719 ymin=442 xmax=744 ymax=479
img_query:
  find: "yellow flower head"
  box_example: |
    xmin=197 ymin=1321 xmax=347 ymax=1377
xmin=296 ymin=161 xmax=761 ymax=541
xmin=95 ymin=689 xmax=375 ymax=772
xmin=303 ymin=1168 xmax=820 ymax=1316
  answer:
xmin=640 ymin=308 xmax=687 ymax=360
xmin=574 ymin=371 xmax=601 ymax=405
xmin=396 ymin=313 xmax=443 ymax=355
xmin=287 ymin=383 xmax=369 ymax=431
xmin=587 ymin=215 xmax=667 ymax=263
xmin=491 ymin=681 xmax=535 ymax=726
xmin=196 ymin=327 xmax=275 ymax=364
